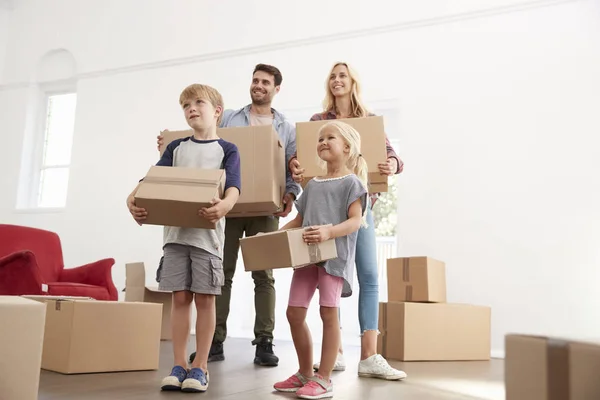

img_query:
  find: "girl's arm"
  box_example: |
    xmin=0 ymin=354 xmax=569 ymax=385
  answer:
xmin=303 ymin=198 xmax=362 ymax=243
xmin=280 ymin=212 xmax=303 ymax=231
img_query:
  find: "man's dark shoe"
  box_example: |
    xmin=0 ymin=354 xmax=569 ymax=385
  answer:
xmin=188 ymin=342 xmax=224 ymax=364
xmin=252 ymin=337 xmax=279 ymax=367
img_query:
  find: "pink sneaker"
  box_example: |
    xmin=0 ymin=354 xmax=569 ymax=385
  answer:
xmin=296 ymin=374 xmax=333 ymax=399
xmin=273 ymin=372 xmax=309 ymax=393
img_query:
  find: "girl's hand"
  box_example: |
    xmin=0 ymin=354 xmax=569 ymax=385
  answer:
xmin=302 ymin=225 xmax=332 ymax=243
xmin=378 ymin=157 xmax=398 ymax=176
xmin=290 ymin=159 xmax=305 ymax=183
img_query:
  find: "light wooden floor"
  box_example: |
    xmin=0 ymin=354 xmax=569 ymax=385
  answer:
xmin=39 ymin=337 xmax=505 ymax=399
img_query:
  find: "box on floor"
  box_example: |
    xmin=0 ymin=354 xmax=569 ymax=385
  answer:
xmin=240 ymin=226 xmax=337 ymax=271
xmin=24 ymin=296 xmax=162 ymax=374
xmin=135 ymin=166 xmax=225 ymax=229
xmin=377 ymin=301 xmax=491 ymax=361
xmin=295 ymin=116 xmax=389 ymax=192
xmin=387 ymin=256 xmax=446 ymax=303
xmin=124 ymin=261 xmax=172 ymax=340
xmin=159 ymin=126 xmax=286 ymax=217
xmin=0 ymin=296 xmax=46 ymax=400
xmin=505 ymin=334 xmax=600 ymax=400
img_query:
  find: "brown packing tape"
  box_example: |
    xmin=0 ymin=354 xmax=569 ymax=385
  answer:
xmin=308 ymin=243 xmax=322 ymax=264
xmin=381 ymin=303 xmax=388 ymax=357
xmin=548 ymin=339 xmax=570 ymax=400
xmin=405 ymin=285 xmax=413 ymax=301
xmin=402 ymin=258 xmax=410 ymax=282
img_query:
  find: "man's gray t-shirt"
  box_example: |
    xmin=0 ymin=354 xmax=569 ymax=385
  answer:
xmin=295 ymin=174 xmax=368 ymax=297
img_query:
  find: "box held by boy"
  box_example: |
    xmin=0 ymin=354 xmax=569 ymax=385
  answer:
xmin=387 ymin=256 xmax=446 ymax=303
xmin=377 ymin=301 xmax=490 ymax=361
xmin=295 ymin=116 xmax=388 ymax=192
xmin=240 ymin=226 xmax=337 ymax=271
xmin=158 ymin=126 xmax=286 ymax=217
xmin=135 ymin=165 xmax=225 ymax=229
xmin=125 ymin=261 xmax=172 ymax=340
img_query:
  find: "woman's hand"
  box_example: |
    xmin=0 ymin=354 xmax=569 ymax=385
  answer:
xmin=378 ymin=157 xmax=399 ymax=176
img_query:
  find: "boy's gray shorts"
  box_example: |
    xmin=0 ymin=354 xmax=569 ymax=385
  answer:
xmin=158 ymin=244 xmax=224 ymax=295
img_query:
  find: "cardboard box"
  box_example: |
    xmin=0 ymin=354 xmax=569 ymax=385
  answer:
xmin=135 ymin=165 xmax=225 ymax=229
xmin=240 ymin=227 xmax=337 ymax=271
xmin=29 ymin=298 xmax=162 ymax=374
xmin=125 ymin=262 xmax=172 ymax=340
xmin=377 ymin=301 xmax=491 ymax=361
xmin=295 ymin=116 xmax=389 ymax=192
xmin=387 ymin=257 xmax=446 ymax=303
xmin=0 ymin=296 xmax=46 ymax=400
xmin=159 ymin=127 xmax=286 ymax=217
xmin=505 ymin=334 xmax=600 ymax=400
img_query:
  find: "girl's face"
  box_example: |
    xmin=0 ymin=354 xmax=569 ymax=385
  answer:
xmin=317 ymin=126 xmax=349 ymax=162
xmin=329 ymin=64 xmax=352 ymax=99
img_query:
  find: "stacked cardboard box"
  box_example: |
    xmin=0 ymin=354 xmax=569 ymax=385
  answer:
xmin=377 ymin=256 xmax=491 ymax=361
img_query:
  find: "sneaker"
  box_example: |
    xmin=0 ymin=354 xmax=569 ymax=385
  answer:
xmin=160 ymin=365 xmax=187 ymax=391
xmin=252 ymin=337 xmax=279 ymax=367
xmin=181 ymin=368 xmax=209 ymax=393
xmin=296 ymin=374 xmax=333 ymax=399
xmin=313 ymin=352 xmax=346 ymax=372
xmin=189 ymin=342 xmax=224 ymax=364
xmin=273 ymin=372 xmax=310 ymax=393
xmin=358 ymin=354 xmax=407 ymax=380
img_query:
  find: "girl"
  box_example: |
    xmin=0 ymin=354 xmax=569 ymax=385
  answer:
xmin=288 ymin=62 xmax=406 ymax=380
xmin=274 ymin=121 xmax=368 ymax=399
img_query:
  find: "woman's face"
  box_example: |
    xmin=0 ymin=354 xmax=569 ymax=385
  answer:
xmin=329 ymin=64 xmax=352 ymax=99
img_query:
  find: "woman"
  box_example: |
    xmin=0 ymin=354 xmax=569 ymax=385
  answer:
xmin=288 ymin=62 xmax=406 ymax=381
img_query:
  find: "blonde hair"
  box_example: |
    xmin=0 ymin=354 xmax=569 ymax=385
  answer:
xmin=322 ymin=62 xmax=369 ymax=118
xmin=179 ymin=84 xmax=224 ymax=125
xmin=318 ymin=121 xmax=369 ymax=226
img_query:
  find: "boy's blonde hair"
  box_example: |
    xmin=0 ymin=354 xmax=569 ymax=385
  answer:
xmin=179 ymin=84 xmax=224 ymax=125
xmin=318 ymin=120 xmax=369 ymax=226
xmin=323 ymin=62 xmax=369 ymax=118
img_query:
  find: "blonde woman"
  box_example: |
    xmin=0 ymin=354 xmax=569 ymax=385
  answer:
xmin=288 ymin=62 xmax=406 ymax=381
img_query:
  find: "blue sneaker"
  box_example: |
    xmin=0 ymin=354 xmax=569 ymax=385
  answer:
xmin=161 ymin=365 xmax=187 ymax=391
xmin=182 ymin=368 xmax=209 ymax=393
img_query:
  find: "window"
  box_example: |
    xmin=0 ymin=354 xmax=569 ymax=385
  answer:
xmin=35 ymin=92 xmax=77 ymax=208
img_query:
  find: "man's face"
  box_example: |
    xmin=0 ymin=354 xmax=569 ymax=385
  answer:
xmin=250 ymin=70 xmax=280 ymax=106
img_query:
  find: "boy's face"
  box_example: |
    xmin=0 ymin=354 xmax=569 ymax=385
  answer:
xmin=181 ymin=97 xmax=221 ymax=131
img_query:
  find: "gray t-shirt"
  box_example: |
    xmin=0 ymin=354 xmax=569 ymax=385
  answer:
xmin=295 ymin=174 xmax=368 ymax=297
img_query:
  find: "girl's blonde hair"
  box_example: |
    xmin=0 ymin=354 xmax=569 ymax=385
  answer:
xmin=318 ymin=120 xmax=369 ymax=226
xmin=323 ymin=62 xmax=370 ymax=118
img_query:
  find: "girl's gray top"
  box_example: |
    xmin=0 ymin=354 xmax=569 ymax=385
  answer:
xmin=294 ymin=174 xmax=368 ymax=297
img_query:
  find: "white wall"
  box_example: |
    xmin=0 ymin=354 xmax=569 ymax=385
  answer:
xmin=1 ymin=0 xmax=599 ymax=354
xmin=0 ymin=7 xmax=9 ymax=80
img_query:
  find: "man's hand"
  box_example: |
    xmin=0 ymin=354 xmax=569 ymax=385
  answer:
xmin=157 ymin=130 xmax=166 ymax=152
xmin=290 ymin=159 xmax=305 ymax=183
xmin=274 ymin=193 xmax=295 ymax=218
xmin=127 ymin=194 xmax=147 ymax=226
xmin=302 ymin=225 xmax=333 ymax=243
xmin=378 ymin=157 xmax=399 ymax=176
xmin=199 ymin=198 xmax=231 ymax=224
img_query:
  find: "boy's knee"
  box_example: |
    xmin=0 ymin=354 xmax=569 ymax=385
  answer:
xmin=173 ymin=291 xmax=194 ymax=307
xmin=286 ymin=306 xmax=305 ymax=327
xmin=194 ymin=293 xmax=215 ymax=308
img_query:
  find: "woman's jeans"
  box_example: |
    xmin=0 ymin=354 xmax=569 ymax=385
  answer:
xmin=339 ymin=206 xmax=379 ymax=335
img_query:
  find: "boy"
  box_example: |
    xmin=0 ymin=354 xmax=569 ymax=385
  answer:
xmin=126 ymin=84 xmax=241 ymax=393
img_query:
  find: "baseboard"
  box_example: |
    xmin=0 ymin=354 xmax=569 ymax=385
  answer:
xmin=491 ymin=349 xmax=505 ymax=359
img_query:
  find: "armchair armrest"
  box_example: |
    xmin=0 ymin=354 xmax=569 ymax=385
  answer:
xmin=0 ymin=250 xmax=46 ymax=295
xmin=60 ymin=258 xmax=118 ymax=300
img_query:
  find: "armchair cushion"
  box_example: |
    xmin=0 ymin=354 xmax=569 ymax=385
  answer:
xmin=60 ymin=258 xmax=117 ymax=300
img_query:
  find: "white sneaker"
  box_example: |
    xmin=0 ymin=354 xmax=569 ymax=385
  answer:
xmin=313 ymin=352 xmax=347 ymax=371
xmin=358 ymin=354 xmax=407 ymax=380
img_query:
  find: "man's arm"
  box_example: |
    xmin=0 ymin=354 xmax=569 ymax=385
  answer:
xmin=283 ymin=123 xmax=301 ymax=199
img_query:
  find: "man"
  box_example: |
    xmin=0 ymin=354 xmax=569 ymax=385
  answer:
xmin=158 ymin=64 xmax=300 ymax=367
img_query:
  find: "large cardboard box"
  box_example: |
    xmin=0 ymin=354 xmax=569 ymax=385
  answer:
xmin=295 ymin=116 xmax=389 ymax=192
xmin=0 ymin=296 xmax=46 ymax=400
xmin=387 ymin=257 xmax=446 ymax=303
xmin=377 ymin=301 xmax=491 ymax=361
xmin=135 ymin=165 xmax=225 ymax=229
xmin=505 ymin=334 xmax=600 ymax=400
xmin=29 ymin=298 xmax=162 ymax=374
xmin=159 ymin=127 xmax=286 ymax=217
xmin=125 ymin=262 xmax=172 ymax=340
xmin=240 ymin=227 xmax=337 ymax=271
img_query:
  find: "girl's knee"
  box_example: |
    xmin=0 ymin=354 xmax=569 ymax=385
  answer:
xmin=320 ymin=306 xmax=339 ymax=323
xmin=286 ymin=306 xmax=306 ymax=327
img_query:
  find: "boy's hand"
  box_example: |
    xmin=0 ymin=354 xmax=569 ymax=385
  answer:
xmin=199 ymin=198 xmax=231 ymax=224
xmin=290 ymin=159 xmax=305 ymax=183
xmin=127 ymin=195 xmax=147 ymax=225
xmin=274 ymin=193 xmax=294 ymax=217
xmin=378 ymin=157 xmax=398 ymax=176
xmin=302 ymin=225 xmax=333 ymax=243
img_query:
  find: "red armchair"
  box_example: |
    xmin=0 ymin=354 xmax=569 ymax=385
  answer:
xmin=0 ymin=224 xmax=117 ymax=300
